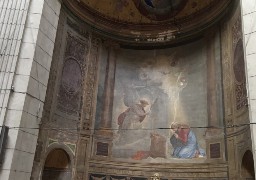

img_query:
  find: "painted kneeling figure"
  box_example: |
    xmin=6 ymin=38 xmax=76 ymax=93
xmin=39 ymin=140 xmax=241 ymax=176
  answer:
xmin=170 ymin=122 xmax=205 ymax=159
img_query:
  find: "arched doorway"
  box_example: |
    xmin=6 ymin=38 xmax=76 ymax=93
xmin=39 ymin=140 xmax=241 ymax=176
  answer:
xmin=241 ymin=150 xmax=255 ymax=179
xmin=42 ymin=149 xmax=72 ymax=180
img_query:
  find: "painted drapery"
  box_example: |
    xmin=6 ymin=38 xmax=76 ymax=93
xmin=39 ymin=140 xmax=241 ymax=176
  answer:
xmin=95 ymin=39 xmax=219 ymax=162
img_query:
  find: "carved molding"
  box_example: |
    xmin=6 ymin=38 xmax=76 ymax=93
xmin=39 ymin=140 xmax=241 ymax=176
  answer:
xmin=80 ymin=37 xmax=100 ymax=134
xmin=88 ymin=161 xmax=228 ymax=179
xmin=232 ymin=16 xmax=247 ymax=111
xmin=57 ymin=32 xmax=88 ymax=116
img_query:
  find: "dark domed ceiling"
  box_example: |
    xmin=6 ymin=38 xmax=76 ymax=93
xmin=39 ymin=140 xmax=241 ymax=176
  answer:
xmin=63 ymin=0 xmax=233 ymax=47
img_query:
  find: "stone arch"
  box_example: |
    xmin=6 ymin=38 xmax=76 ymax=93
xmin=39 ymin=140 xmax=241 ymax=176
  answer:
xmin=241 ymin=150 xmax=255 ymax=179
xmin=42 ymin=146 xmax=73 ymax=180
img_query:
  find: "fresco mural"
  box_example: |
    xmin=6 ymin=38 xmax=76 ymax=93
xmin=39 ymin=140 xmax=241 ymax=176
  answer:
xmin=170 ymin=122 xmax=205 ymax=158
xmin=132 ymin=0 xmax=188 ymax=21
xmin=96 ymin=40 xmax=210 ymax=162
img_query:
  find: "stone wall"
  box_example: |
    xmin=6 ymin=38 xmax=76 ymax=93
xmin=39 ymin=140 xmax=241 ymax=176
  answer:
xmin=0 ymin=0 xmax=61 ymax=179
xmin=221 ymin=1 xmax=253 ymax=179
xmin=29 ymin=0 xmax=255 ymax=179
xmin=241 ymin=0 xmax=256 ymax=175
xmin=30 ymin=7 xmax=101 ymax=179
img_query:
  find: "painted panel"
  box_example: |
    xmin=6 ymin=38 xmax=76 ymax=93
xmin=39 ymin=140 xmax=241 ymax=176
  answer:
xmin=96 ymin=39 xmax=220 ymax=162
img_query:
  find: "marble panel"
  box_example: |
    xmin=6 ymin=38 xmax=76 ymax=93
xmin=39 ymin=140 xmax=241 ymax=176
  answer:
xmin=15 ymin=58 xmax=33 ymax=76
xmin=4 ymin=109 xmax=22 ymax=127
xmin=0 ymin=170 xmax=10 ymax=180
xmin=0 ymin=72 xmax=14 ymax=91
xmin=27 ymin=76 xmax=47 ymax=101
xmin=28 ymin=0 xmax=44 ymax=14
xmin=25 ymin=13 xmax=42 ymax=29
xmin=42 ymin=2 xmax=59 ymax=29
xmin=11 ymin=171 xmax=31 ymax=180
xmin=11 ymin=149 xmax=35 ymax=172
xmin=39 ymin=16 xmax=57 ymax=42
xmin=22 ymin=27 xmax=39 ymax=44
xmin=34 ymin=45 xmax=52 ymax=71
xmin=15 ymin=130 xmax=38 ymax=154
xmin=249 ymin=99 xmax=256 ymax=123
xmin=13 ymin=74 xmax=30 ymax=93
xmin=37 ymin=30 xmax=54 ymax=57
xmin=8 ymin=92 xmax=26 ymax=111
xmin=242 ymin=12 xmax=256 ymax=35
xmin=246 ymin=53 xmax=256 ymax=77
xmin=5 ymin=129 xmax=19 ymax=150
xmin=0 ymin=104 xmax=7 ymax=124
xmin=23 ymin=94 xmax=44 ymax=118
xmin=30 ymin=60 xmax=50 ymax=86
xmin=241 ymin=0 xmax=256 ymax=15
xmin=45 ymin=0 xmax=61 ymax=16
xmin=19 ymin=42 xmax=35 ymax=59
xmin=20 ymin=111 xmax=40 ymax=135
xmin=244 ymin=32 xmax=256 ymax=55
xmin=0 ymin=148 xmax=15 ymax=170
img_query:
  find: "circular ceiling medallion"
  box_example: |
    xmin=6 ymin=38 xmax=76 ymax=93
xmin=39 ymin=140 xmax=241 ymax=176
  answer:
xmin=133 ymin=0 xmax=188 ymax=21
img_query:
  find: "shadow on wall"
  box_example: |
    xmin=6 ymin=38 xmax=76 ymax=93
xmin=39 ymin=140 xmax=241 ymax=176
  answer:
xmin=241 ymin=150 xmax=255 ymax=179
xmin=42 ymin=149 xmax=72 ymax=180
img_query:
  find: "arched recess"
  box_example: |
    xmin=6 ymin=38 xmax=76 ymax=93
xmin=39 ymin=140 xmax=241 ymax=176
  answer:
xmin=241 ymin=150 xmax=255 ymax=179
xmin=42 ymin=148 xmax=72 ymax=180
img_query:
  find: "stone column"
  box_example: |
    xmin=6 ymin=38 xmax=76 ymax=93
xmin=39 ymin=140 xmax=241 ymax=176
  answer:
xmin=204 ymin=29 xmax=225 ymax=163
xmin=206 ymin=30 xmax=219 ymax=128
xmin=100 ymin=47 xmax=116 ymax=131
xmin=0 ymin=0 xmax=61 ymax=179
xmin=93 ymin=43 xmax=118 ymax=159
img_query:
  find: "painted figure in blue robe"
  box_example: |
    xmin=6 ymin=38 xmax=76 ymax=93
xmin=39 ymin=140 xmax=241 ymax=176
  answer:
xmin=170 ymin=122 xmax=205 ymax=158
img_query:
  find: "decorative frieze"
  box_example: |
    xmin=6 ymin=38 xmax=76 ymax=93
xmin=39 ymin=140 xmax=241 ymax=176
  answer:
xmin=88 ymin=164 xmax=228 ymax=179
xmin=57 ymin=32 xmax=88 ymax=116
xmin=81 ymin=37 xmax=100 ymax=133
xmin=232 ymin=17 xmax=247 ymax=111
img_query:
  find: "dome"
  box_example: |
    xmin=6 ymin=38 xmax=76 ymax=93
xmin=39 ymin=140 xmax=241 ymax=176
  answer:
xmin=63 ymin=0 xmax=233 ymax=47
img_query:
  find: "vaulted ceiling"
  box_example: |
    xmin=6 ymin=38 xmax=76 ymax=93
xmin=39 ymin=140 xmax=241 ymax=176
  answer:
xmin=63 ymin=0 xmax=233 ymax=47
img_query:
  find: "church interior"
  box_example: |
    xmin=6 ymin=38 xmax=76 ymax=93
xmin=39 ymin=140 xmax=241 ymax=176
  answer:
xmin=30 ymin=0 xmax=254 ymax=180
xmin=3 ymin=0 xmax=253 ymax=179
